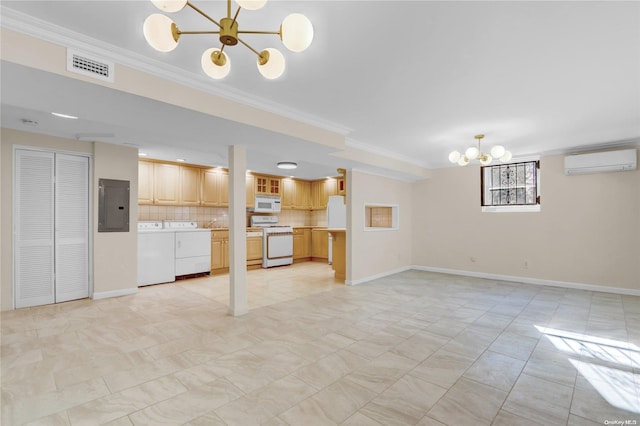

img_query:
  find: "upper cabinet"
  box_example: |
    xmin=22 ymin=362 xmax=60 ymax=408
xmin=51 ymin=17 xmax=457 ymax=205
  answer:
xmin=138 ymin=160 xmax=344 ymax=209
xmin=138 ymin=160 xmax=154 ymax=205
xmin=180 ymin=165 xmax=201 ymax=206
xmin=337 ymin=177 xmax=346 ymax=196
xmin=153 ymin=163 xmax=180 ymax=205
xmin=201 ymin=168 xmax=228 ymax=207
xmin=246 ymin=174 xmax=255 ymax=208
xmin=311 ymin=179 xmax=338 ymax=210
xmin=282 ymin=178 xmax=310 ymax=210
xmin=255 ymin=175 xmax=281 ymax=196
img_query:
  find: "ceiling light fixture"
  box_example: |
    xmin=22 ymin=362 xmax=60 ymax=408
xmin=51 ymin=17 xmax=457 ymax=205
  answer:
xmin=143 ymin=0 xmax=313 ymax=80
xmin=448 ymin=134 xmax=512 ymax=166
xmin=277 ymin=161 xmax=297 ymax=170
xmin=51 ymin=112 xmax=78 ymax=119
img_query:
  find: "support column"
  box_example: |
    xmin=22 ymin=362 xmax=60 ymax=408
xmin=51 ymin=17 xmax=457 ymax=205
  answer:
xmin=228 ymin=145 xmax=248 ymax=316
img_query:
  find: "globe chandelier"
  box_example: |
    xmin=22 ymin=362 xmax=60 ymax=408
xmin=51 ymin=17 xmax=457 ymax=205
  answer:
xmin=143 ymin=0 xmax=314 ymax=80
xmin=448 ymin=134 xmax=512 ymax=166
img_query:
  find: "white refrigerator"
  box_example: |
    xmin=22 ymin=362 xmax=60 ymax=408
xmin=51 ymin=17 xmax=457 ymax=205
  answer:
xmin=327 ymin=195 xmax=346 ymax=264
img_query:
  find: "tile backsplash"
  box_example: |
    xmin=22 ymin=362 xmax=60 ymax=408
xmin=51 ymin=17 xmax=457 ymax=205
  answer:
xmin=138 ymin=205 xmax=320 ymax=228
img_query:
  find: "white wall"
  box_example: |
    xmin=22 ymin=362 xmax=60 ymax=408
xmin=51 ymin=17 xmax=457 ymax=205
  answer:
xmin=348 ymin=170 xmax=413 ymax=284
xmin=0 ymin=129 xmax=138 ymax=310
xmin=412 ymin=152 xmax=640 ymax=292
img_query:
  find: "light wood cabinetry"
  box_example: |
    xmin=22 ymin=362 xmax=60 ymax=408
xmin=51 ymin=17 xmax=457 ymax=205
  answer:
xmin=138 ymin=160 xmax=154 ymax=205
xmin=139 ymin=160 xmax=342 ymax=212
xmin=179 ymin=165 xmax=200 ymax=206
xmin=293 ymin=228 xmax=311 ymax=260
xmin=329 ymin=230 xmax=346 ymax=282
xmin=311 ymin=229 xmax=329 ymax=259
xmin=246 ymin=235 xmax=263 ymax=268
xmin=311 ymin=179 xmax=338 ymax=210
xmin=212 ymin=230 xmax=266 ymax=272
xmin=255 ymin=175 xmax=281 ymax=196
xmin=337 ymin=177 xmax=346 ymax=196
xmin=246 ymin=174 xmax=255 ymax=208
xmin=201 ymin=168 xmax=229 ymax=207
xmin=283 ymin=179 xmax=311 ymax=210
xmin=153 ymin=163 xmax=180 ymax=205
xmin=211 ymin=230 xmax=229 ymax=273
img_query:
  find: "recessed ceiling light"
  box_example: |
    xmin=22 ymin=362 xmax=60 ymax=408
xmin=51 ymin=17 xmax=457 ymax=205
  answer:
xmin=51 ymin=112 xmax=78 ymax=119
xmin=277 ymin=161 xmax=297 ymax=170
xmin=176 ymin=158 xmax=185 ymax=162
xmin=138 ymin=152 xmax=148 ymax=157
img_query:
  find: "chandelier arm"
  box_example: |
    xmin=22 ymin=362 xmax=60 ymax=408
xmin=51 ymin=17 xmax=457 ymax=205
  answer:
xmin=186 ymin=1 xmax=222 ymax=28
xmin=236 ymin=36 xmax=262 ymax=57
xmin=177 ymin=30 xmax=221 ymax=35
xmin=237 ymin=30 xmax=280 ymax=35
xmin=230 ymin=6 xmax=241 ymax=27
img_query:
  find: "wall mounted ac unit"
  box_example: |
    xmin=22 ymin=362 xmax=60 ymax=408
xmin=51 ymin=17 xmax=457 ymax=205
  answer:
xmin=564 ymin=148 xmax=637 ymax=175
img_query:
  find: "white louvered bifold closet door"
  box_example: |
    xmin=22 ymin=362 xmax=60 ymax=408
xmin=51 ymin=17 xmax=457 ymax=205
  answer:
xmin=55 ymin=154 xmax=89 ymax=303
xmin=15 ymin=150 xmax=55 ymax=308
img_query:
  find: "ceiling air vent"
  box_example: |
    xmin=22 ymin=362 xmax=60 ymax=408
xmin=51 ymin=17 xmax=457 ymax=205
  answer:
xmin=66 ymin=48 xmax=114 ymax=83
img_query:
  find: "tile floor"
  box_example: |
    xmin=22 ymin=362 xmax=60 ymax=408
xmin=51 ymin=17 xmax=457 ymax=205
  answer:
xmin=2 ymin=264 xmax=639 ymax=425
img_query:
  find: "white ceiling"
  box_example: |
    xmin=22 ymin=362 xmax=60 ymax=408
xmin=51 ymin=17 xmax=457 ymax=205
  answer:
xmin=1 ymin=1 xmax=639 ymax=180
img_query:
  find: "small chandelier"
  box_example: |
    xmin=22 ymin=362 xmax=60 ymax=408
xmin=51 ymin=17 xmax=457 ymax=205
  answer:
xmin=448 ymin=134 xmax=512 ymax=166
xmin=143 ymin=0 xmax=313 ymax=80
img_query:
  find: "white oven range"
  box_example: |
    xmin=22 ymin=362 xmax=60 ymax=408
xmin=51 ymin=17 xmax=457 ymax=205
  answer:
xmin=250 ymin=215 xmax=293 ymax=268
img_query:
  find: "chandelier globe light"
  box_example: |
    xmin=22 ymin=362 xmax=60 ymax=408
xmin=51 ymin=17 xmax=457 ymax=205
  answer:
xmin=448 ymin=134 xmax=512 ymax=166
xmin=143 ymin=0 xmax=313 ymax=80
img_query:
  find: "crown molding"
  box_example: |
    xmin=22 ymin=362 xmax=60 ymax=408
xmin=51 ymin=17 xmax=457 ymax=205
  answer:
xmin=0 ymin=5 xmax=351 ymax=137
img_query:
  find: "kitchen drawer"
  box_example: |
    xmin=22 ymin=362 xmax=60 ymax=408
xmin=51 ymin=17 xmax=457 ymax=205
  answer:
xmin=211 ymin=230 xmax=229 ymax=240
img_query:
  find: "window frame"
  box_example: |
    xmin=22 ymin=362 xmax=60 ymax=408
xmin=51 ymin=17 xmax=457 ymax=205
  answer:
xmin=363 ymin=203 xmax=400 ymax=231
xmin=480 ymin=159 xmax=541 ymax=213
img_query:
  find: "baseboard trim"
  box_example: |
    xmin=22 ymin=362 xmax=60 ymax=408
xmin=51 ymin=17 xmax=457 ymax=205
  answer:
xmin=92 ymin=287 xmax=138 ymax=300
xmin=346 ymin=266 xmax=413 ymax=286
xmin=412 ymin=265 xmax=640 ymax=296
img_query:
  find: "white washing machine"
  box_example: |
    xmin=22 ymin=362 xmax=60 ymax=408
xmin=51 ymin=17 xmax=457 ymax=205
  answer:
xmin=137 ymin=221 xmax=175 ymax=286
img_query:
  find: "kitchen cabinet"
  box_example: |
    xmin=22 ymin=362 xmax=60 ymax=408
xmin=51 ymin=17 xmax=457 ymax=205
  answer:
xmin=337 ymin=177 xmax=346 ymax=196
xmin=246 ymin=235 xmax=263 ymax=268
xmin=311 ymin=179 xmax=338 ymax=210
xmin=283 ymin=179 xmax=311 ymax=210
xmin=255 ymin=175 xmax=281 ymax=196
xmin=246 ymin=174 xmax=255 ymax=208
xmin=138 ymin=160 xmax=154 ymax=205
xmin=153 ymin=163 xmax=180 ymax=205
xmin=311 ymin=229 xmax=329 ymax=259
xmin=201 ymin=168 xmax=229 ymax=207
xmin=293 ymin=228 xmax=311 ymax=260
xmin=211 ymin=230 xmax=229 ymax=273
xmin=179 ymin=165 xmax=200 ymax=206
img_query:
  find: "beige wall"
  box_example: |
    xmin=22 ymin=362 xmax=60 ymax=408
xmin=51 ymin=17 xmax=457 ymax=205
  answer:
xmin=92 ymin=142 xmax=139 ymax=296
xmin=0 ymin=129 xmax=138 ymax=310
xmin=348 ymin=171 xmax=413 ymax=283
xmin=412 ymin=152 xmax=640 ymax=291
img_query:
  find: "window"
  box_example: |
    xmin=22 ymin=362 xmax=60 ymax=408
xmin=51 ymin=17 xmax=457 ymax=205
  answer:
xmin=481 ymin=160 xmax=540 ymax=211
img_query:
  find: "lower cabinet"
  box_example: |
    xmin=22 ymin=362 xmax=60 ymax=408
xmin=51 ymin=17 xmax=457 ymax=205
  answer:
xmin=211 ymin=230 xmax=229 ymax=273
xmin=212 ymin=230 xmax=265 ymax=272
xmin=247 ymin=236 xmax=263 ymax=269
xmin=293 ymin=228 xmax=311 ymax=261
xmin=311 ymin=229 xmax=329 ymax=260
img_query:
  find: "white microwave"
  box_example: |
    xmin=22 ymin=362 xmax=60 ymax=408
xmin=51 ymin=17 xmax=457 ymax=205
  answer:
xmin=252 ymin=195 xmax=281 ymax=213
